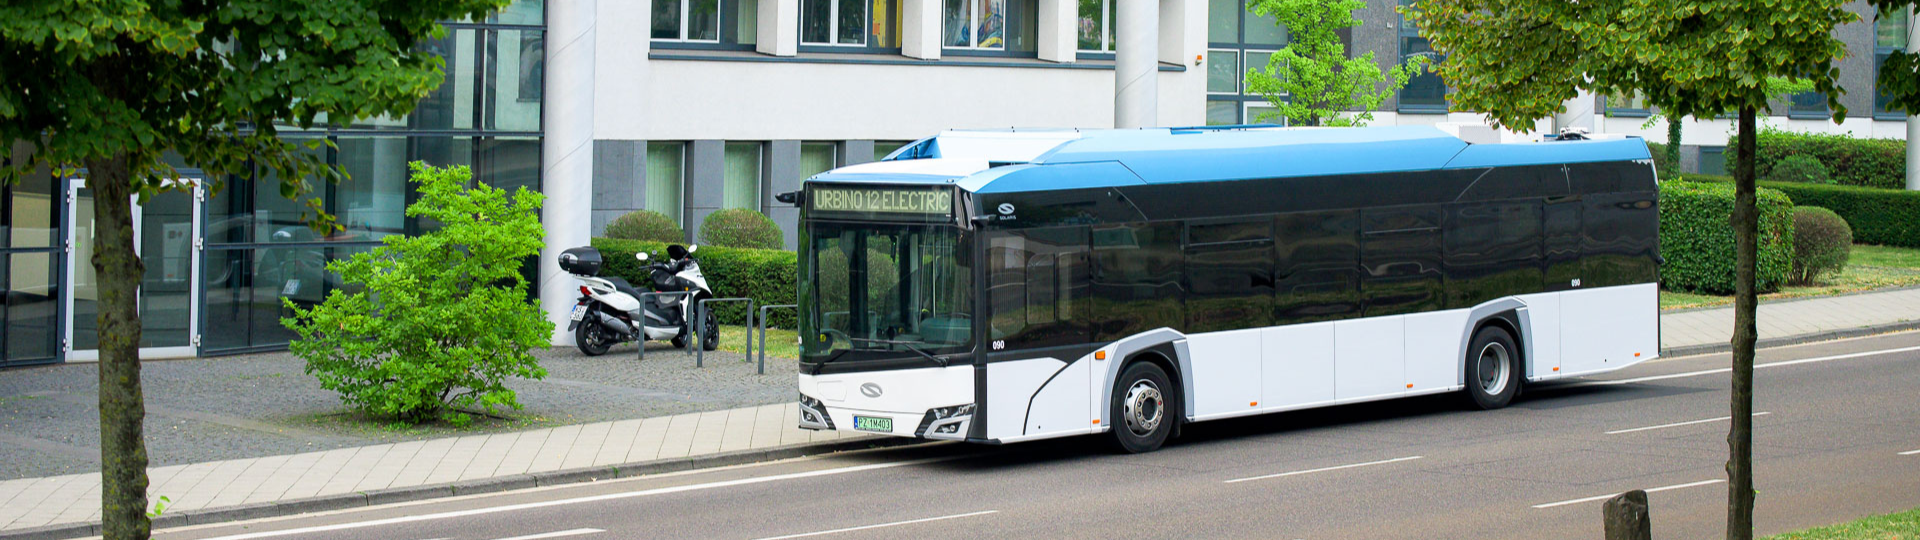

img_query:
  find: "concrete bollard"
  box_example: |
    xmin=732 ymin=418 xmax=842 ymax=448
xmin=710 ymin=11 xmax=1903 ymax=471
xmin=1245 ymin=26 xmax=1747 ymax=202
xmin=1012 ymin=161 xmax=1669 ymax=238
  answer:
xmin=1604 ymin=489 xmax=1652 ymax=540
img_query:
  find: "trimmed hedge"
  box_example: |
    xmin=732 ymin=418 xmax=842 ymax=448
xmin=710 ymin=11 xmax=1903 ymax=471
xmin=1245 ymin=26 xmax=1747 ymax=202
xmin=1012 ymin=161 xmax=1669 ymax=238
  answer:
xmin=1726 ymin=128 xmax=1905 ymax=189
xmin=699 ymin=209 xmax=784 ymax=249
xmin=591 ymin=238 xmax=799 ymax=328
xmin=605 ymin=210 xmax=686 ymax=243
xmin=1659 ymin=181 xmax=1796 ymax=294
xmin=1682 ymin=174 xmax=1920 ymax=248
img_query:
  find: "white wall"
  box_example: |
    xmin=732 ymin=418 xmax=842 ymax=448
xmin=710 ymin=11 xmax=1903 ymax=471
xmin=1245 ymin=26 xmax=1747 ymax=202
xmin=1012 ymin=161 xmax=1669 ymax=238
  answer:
xmin=598 ymin=61 xmax=1202 ymax=141
xmin=1596 ymin=115 xmax=1911 ymax=146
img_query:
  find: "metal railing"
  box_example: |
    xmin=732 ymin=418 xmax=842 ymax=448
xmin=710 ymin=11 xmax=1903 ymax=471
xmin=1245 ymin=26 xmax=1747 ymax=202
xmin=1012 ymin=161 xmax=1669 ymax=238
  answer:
xmin=695 ymin=297 xmax=755 ymax=368
xmin=756 ymin=304 xmax=798 ymax=375
xmin=635 ymin=291 xmax=694 ymax=363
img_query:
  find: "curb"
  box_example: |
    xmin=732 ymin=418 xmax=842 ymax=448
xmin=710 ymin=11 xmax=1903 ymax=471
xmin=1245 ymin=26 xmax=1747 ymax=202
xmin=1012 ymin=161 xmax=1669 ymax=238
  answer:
xmin=0 ymin=435 xmax=924 ymax=540
xmin=1658 ymin=319 xmax=1920 ymax=358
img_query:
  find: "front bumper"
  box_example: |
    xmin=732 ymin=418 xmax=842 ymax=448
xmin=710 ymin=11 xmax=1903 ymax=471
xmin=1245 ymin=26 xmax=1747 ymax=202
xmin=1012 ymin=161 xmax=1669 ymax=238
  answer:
xmin=796 ymin=394 xmax=974 ymax=441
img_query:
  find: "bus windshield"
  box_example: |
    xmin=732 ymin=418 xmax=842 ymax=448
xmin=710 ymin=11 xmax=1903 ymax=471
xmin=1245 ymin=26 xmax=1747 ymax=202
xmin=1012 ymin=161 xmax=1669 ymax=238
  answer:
xmin=801 ymin=223 xmax=973 ymax=362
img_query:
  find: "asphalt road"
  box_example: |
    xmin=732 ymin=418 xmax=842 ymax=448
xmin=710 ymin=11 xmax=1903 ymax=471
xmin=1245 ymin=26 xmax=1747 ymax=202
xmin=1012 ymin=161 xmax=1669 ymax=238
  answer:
xmin=152 ymin=331 xmax=1920 ymax=540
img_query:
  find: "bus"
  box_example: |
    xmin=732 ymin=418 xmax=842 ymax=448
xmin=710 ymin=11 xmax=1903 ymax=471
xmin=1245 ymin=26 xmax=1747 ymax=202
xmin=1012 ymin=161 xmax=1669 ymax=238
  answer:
xmin=789 ymin=125 xmax=1659 ymax=453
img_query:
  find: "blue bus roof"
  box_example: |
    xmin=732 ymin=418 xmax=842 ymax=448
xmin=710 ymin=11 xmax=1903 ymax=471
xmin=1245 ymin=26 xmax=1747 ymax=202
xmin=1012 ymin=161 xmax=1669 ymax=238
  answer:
xmin=806 ymin=126 xmax=1651 ymax=194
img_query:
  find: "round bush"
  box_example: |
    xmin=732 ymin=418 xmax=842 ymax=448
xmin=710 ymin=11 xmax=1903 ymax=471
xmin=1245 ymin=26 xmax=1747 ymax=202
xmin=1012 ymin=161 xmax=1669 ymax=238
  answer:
xmin=1789 ymin=206 xmax=1852 ymax=285
xmin=1765 ymin=154 xmax=1832 ymax=184
xmin=605 ymin=210 xmax=685 ymax=243
xmin=699 ymin=208 xmax=784 ymax=249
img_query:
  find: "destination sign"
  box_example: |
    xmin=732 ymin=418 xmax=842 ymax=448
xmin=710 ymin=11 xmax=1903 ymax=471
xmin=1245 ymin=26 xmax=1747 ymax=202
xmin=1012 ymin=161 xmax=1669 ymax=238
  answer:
xmin=810 ymin=187 xmax=953 ymax=216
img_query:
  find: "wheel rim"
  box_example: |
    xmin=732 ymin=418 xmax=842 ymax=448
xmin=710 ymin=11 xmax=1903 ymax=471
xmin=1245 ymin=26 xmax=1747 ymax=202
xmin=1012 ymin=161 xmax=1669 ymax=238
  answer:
xmin=1477 ymin=342 xmax=1511 ymax=395
xmin=1123 ymin=379 xmax=1164 ymax=436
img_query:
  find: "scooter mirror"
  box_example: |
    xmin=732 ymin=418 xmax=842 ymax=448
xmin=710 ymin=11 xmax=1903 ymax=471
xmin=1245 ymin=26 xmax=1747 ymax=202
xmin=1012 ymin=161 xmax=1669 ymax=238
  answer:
xmin=636 ymin=252 xmax=649 ymax=261
xmin=688 ymin=245 xmax=698 ymax=253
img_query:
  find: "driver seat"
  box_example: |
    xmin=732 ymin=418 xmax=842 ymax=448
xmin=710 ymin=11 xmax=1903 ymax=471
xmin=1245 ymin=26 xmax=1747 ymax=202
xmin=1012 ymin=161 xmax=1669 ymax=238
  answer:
xmin=601 ymin=276 xmax=647 ymax=299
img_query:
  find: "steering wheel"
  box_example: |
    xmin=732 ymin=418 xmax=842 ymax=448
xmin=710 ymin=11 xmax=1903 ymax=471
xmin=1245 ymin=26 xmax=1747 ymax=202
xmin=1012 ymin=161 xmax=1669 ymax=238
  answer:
xmin=820 ymin=328 xmax=853 ymax=347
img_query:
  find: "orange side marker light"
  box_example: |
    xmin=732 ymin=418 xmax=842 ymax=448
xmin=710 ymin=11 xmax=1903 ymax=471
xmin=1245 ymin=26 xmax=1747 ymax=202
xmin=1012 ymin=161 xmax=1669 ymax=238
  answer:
xmin=1553 ymin=367 xmax=1560 ymax=371
xmin=1250 ymin=401 xmax=1258 ymax=407
xmin=1092 ymin=419 xmax=1101 ymax=424
xmin=1094 ymin=351 xmax=1107 ymax=360
xmin=1634 ymin=352 xmax=1642 ymax=357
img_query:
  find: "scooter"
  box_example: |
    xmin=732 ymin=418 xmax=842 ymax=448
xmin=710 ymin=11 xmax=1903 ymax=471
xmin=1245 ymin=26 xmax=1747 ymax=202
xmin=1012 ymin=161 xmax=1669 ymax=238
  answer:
xmin=560 ymin=244 xmax=720 ymax=356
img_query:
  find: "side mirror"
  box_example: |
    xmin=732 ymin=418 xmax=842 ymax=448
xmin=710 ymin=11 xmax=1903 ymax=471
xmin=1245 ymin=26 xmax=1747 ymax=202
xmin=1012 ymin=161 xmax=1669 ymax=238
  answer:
xmin=688 ymin=245 xmax=699 ymax=253
xmin=636 ymin=252 xmax=649 ymax=261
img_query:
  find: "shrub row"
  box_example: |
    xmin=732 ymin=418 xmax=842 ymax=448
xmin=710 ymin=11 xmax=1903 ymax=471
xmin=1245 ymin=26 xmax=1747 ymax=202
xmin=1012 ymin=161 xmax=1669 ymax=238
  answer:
xmin=591 ymin=237 xmax=800 ymax=328
xmin=1681 ymin=174 xmax=1920 ymax=248
xmin=1726 ymin=128 xmax=1906 ymax=189
xmin=1658 ymin=181 xmax=1796 ymax=294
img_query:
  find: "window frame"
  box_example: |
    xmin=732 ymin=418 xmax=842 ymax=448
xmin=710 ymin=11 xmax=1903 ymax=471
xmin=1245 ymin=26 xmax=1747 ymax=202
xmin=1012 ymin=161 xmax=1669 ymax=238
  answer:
xmin=799 ymin=0 xmax=904 ymax=53
xmin=654 ymin=0 xmax=757 ymax=51
xmin=1876 ymin=7 xmax=1911 ymax=119
xmin=941 ymin=0 xmax=1039 ymax=58
xmin=1205 ymin=0 xmax=1287 ymax=125
xmin=1604 ymin=91 xmax=1652 ymax=118
xmin=1396 ymin=0 xmax=1448 ymax=114
xmin=1074 ymin=0 xmax=1118 ymax=59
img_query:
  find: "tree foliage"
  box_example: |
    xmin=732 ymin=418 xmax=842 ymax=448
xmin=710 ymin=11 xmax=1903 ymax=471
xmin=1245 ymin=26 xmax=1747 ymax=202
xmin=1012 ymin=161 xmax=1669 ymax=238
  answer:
xmin=285 ymin=163 xmax=551 ymax=425
xmin=1243 ymin=0 xmax=1425 ymax=126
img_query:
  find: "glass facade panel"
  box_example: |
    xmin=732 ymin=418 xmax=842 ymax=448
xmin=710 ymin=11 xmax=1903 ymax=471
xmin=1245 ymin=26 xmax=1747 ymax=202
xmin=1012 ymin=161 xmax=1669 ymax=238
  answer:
xmin=803 ymin=0 xmax=832 ymax=43
xmin=1247 ymin=103 xmax=1280 ymax=125
xmin=1206 ymin=101 xmax=1239 ymax=125
xmin=1244 ymin=4 xmax=1286 ymax=46
xmin=477 ymin=137 xmax=543 ymax=195
xmin=4 ymin=251 xmax=60 ymax=363
xmin=6 ymin=168 xmax=58 ymax=249
xmin=1399 ymin=0 xmax=1447 ymax=112
xmin=491 ymin=0 xmax=545 ymax=25
xmin=945 ymin=0 xmax=1014 ymax=49
xmin=139 ymin=189 xmax=196 ymax=348
xmin=1207 ymin=50 xmax=1239 ymax=93
xmin=1077 ymin=0 xmax=1110 ymax=52
xmin=690 ymin=0 xmax=720 ymax=40
xmin=838 ymin=0 xmax=866 ymax=43
xmin=733 ymin=0 xmax=760 ymax=45
xmin=872 ymin=0 xmax=901 ymax=47
xmin=336 ymin=138 xmax=411 ymax=242
xmin=1700 ymin=147 xmax=1728 ymax=176
xmin=873 ymin=141 xmax=910 ymax=161
xmin=654 ymin=0 xmax=684 ymax=39
xmin=489 ymin=29 xmax=544 ymax=131
xmin=1789 ymin=91 xmax=1829 ymax=118
xmin=799 ymin=142 xmax=838 ymax=180
xmin=1879 ymin=10 xmax=1908 ymax=48
xmin=647 ymin=142 xmax=687 ymax=226
xmin=1208 ymin=0 xmax=1238 ymax=43
xmin=724 ymin=142 xmax=762 ymax=210
xmin=413 ymin=28 xmax=481 ymax=130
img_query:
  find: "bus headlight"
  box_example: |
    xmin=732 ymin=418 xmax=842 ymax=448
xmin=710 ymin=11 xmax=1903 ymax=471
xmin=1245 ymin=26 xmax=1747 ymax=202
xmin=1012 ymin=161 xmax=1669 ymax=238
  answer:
xmin=914 ymin=404 xmax=974 ymax=440
xmin=798 ymin=393 xmax=835 ymax=430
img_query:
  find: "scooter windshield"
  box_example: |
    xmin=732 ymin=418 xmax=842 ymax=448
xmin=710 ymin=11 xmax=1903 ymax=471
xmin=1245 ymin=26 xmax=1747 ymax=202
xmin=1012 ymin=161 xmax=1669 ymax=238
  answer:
xmin=801 ymin=223 xmax=972 ymax=363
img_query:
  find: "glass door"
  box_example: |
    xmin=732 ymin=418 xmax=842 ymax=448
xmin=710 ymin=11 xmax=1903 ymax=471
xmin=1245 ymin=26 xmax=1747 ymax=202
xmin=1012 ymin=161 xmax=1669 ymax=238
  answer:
xmin=64 ymin=177 xmax=202 ymax=361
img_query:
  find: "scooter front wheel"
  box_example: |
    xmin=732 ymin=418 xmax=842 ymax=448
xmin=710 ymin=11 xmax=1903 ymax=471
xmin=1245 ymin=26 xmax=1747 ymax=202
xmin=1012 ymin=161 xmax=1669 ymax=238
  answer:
xmin=575 ymin=318 xmax=613 ymax=356
xmin=700 ymin=309 xmax=720 ymax=351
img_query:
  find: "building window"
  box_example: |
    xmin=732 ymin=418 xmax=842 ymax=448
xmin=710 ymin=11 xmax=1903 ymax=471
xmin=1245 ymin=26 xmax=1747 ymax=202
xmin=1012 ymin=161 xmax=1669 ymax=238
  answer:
xmin=653 ymin=0 xmax=719 ymax=42
xmin=799 ymin=142 xmax=839 ymax=180
xmin=1700 ymin=146 xmax=1727 ymax=176
xmin=874 ymin=141 xmax=911 ymax=161
xmin=723 ymin=142 xmax=763 ymax=211
xmin=802 ymin=0 xmax=897 ymax=49
xmin=1878 ymin=8 xmax=1909 ymax=118
xmin=1787 ymin=91 xmax=1829 ymax=119
xmin=943 ymin=0 xmax=1035 ymax=55
xmin=1076 ymin=0 xmax=1118 ymax=53
xmin=1398 ymin=0 xmax=1447 ymax=113
xmin=1605 ymin=91 xmax=1652 ymax=118
xmin=647 ymin=142 xmax=687 ymax=226
xmin=1205 ymin=0 xmax=1287 ymax=125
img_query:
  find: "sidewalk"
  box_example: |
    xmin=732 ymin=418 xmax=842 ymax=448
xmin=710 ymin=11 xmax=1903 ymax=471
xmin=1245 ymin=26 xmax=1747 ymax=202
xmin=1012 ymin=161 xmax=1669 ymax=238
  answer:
xmin=1659 ymin=286 xmax=1920 ymax=355
xmin=4 ymin=287 xmax=1919 ymax=538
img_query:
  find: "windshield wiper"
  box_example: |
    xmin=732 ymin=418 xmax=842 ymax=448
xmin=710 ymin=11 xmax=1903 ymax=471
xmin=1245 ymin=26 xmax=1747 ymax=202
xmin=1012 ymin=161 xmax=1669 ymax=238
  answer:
xmin=846 ymin=338 xmax=948 ymax=367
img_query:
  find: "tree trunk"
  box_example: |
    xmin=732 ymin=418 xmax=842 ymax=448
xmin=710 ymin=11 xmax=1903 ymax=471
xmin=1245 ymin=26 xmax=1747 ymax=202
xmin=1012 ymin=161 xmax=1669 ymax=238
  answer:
xmin=1666 ymin=115 xmax=1682 ymax=174
xmin=86 ymin=154 xmax=151 ymax=540
xmin=1726 ymin=107 xmax=1758 ymax=540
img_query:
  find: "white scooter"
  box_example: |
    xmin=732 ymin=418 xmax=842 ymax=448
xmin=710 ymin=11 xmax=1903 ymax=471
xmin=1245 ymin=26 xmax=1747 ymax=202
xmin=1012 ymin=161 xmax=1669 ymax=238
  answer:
xmin=560 ymin=244 xmax=719 ymax=356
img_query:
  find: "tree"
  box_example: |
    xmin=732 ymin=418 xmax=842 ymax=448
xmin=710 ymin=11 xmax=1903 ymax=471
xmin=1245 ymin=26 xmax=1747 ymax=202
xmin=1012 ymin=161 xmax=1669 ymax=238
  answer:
xmin=1644 ymin=78 xmax=1809 ymax=178
xmin=1243 ymin=0 xmax=1426 ymax=126
xmin=1405 ymin=1 xmax=1853 ymax=538
xmin=0 ymin=1 xmax=507 ymax=537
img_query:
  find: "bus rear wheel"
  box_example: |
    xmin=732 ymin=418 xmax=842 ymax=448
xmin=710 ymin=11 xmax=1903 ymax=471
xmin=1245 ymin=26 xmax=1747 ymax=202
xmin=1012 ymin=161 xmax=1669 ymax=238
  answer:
xmin=1465 ymin=326 xmax=1521 ymax=410
xmin=1109 ymin=361 xmax=1175 ymax=454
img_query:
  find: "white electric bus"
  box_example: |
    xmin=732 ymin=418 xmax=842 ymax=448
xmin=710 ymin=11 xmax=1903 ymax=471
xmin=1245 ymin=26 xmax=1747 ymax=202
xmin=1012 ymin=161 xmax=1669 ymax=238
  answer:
xmin=788 ymin=126 xmax=1659 ymax=453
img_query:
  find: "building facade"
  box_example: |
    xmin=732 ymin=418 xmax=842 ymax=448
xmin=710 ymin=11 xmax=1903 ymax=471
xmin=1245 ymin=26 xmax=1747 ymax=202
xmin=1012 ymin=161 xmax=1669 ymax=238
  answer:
xmin=0 ymin=0 xmax=1907 ymax=363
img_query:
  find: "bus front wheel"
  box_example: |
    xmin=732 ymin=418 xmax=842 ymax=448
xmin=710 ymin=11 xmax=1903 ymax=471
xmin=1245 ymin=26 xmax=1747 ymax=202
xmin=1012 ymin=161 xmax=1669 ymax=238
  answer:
xmin=1109 ymin=361 xmax=1175 ymax=453
xmin=1465 ymin=326 xmax=1521 ymax=410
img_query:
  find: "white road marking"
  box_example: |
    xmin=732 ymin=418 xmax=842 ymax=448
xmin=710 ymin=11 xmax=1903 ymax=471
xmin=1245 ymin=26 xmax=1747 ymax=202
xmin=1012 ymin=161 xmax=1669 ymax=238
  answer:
xmin=196 ymin=456 xmax=964 ymax=540
xmin=1899 ymin=449 xmax=1920 ymax=456
xmin=751 ymin=510 xmax=999 ymax=540
xmin=1223 ymin=456 xmax=1424 ymax=484
xmin=1605 ymin=412 xmax=1771 ymax=435
xmin=1531 ymin=479 xmax=1725 ymax=509
xmin=492 ymin=529 xmax=605 ymax=540
xmin=1583 ymin=345 xmax=1920 ymax=386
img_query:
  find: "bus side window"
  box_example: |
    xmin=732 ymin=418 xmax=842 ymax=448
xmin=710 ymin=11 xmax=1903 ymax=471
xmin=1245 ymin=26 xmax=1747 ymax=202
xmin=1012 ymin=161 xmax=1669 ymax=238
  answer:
xmin=1184 ymin=220 xmax=1275 ymax=333
xmin=987 ymin=234 xmax=1028 ymax=341
xmin=990 ymin=227 xmax=1092 ymax=350
xmin=1275 ymin=210 xmax=1361 ymax=324
xmin=1092 ymin=223 xmax=1184 ymax=342
xmin=1360 ymin=206 xmax=1445 ymax=317
xmin=1443 ymin=200 xmax=1544 ymax=309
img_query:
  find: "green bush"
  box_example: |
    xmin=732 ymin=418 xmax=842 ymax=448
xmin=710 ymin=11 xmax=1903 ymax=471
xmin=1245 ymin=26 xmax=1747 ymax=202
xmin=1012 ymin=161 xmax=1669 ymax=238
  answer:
xmin=285 ymin=163 xmax=551 ymax=425
xmin=1658 ymin=180 xmax=1796 ymax=295
xmin=699 ymin=208 xmax=784 ymax=249
xmin=1789 ymin=206 xmax=1852 ymax=285
xmin=1647 ymin=141 xmax=1680 ymax=179
xmin=605 ymin=210 xmax=686 ymax=243
xmin=592 ymin=238 xmax=799 ymax=328
xmin=1765 ymin=154 xmax=1832 ymax=184
xmin=1727 ymin=128 xmax=1905 ymax=189
xmin=1681 ymin=174 xmax=1920 ymax=248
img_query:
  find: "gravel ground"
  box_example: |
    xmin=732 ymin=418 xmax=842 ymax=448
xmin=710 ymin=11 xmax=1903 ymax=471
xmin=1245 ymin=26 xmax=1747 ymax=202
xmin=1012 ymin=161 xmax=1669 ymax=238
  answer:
xmin=0 ymin=341 xmax=799 ymax=481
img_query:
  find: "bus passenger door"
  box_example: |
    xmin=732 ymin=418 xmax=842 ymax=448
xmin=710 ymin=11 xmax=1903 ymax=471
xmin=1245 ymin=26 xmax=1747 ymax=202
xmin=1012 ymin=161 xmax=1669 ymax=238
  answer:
xmin=1536 ymin=196 xmax=1582 ymax=377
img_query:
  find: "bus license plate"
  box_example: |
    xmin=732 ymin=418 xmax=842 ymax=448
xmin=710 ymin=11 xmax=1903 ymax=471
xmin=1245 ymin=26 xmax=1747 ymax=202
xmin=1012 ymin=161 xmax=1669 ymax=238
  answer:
xmin=569 ymin=305 xmax=588 ymax=321
xmin=853 ymin=416 xmax=892 ymax=432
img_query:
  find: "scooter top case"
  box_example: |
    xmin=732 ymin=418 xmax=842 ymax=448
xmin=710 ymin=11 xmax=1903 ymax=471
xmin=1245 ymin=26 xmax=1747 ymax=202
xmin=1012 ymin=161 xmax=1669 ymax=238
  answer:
xmin=560 ymin=246 xmax=603 ymax=276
